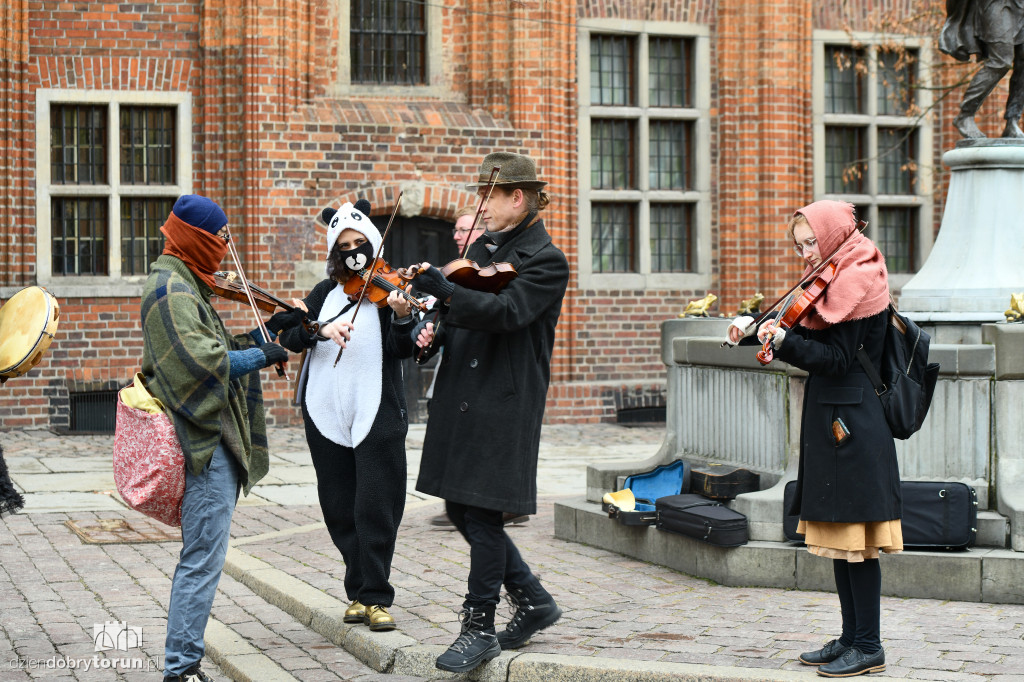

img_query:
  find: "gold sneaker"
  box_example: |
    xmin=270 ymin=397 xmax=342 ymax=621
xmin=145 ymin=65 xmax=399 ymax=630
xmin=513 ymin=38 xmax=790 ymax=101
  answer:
xmin=343 ymin=600 xmax=365 ymax=624
xmin=364 ymin=604 xmax=397 ymax=631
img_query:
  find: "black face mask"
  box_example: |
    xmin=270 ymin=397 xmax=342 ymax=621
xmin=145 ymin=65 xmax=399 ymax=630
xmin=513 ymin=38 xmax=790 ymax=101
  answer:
xmin=337 ymin=241 xmax=374 ymax=272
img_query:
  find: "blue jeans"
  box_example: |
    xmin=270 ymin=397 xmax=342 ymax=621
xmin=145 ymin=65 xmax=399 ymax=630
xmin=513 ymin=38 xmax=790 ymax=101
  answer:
xmin=164 ymin=442 xmax=240 ymax=676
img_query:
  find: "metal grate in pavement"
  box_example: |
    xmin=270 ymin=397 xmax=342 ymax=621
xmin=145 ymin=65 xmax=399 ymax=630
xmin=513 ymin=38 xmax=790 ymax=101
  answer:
xmin=65 ymin=517 xmax=182 ymax=544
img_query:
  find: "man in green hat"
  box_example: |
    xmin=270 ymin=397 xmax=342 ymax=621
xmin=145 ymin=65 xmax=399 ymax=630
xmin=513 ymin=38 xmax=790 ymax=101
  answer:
xmin=411 ymin=152 xmax=570 ymax=673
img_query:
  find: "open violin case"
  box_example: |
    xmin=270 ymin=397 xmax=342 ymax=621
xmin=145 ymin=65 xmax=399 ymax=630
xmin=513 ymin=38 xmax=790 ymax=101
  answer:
xmin=603 ymin=460 xmax=691 ymax=526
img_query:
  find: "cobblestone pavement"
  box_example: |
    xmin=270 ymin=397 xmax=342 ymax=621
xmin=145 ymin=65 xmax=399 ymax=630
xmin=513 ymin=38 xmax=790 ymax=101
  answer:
xmin=4 ymin=424 xmax=1024 ymax=681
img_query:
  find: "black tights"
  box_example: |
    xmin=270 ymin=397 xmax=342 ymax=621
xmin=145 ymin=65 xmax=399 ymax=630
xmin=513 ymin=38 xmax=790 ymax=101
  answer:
xmin=833 ymin=558 xmax=882 ymax=654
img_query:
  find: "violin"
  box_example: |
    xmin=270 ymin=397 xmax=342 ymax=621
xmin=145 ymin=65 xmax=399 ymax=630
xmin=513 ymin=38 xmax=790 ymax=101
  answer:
xmin=343 ymin=258 xmax=429 ymax=312
xmin=438 ymin=258 xmax=517 ymax=293
xmin=756 ymin=261 xmax=836 ymax=365
xmin=213 ymin=271 xmax=320 ymax=334
xmin=725 ymin=219 xmax=868 ymax=359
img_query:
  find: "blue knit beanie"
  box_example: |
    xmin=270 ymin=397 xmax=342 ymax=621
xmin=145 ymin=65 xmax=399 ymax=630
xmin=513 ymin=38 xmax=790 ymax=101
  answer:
xmin=172 ymin=195 xmax=228 ymax=234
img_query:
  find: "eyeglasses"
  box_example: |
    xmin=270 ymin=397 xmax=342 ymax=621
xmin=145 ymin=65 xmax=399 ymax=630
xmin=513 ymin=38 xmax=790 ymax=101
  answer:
xmin=793 ymin=237 xmax=818 ymax=256
xmin=453 ymin=227 xmax=484 ymax=236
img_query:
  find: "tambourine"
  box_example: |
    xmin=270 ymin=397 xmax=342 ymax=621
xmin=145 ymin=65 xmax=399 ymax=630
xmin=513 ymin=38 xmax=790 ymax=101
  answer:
xmin=0 ymin=286 xmax=60 ymax=381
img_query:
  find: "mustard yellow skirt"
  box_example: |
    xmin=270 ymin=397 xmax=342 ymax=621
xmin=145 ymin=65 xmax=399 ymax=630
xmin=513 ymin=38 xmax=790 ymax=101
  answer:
xmin=797 ymin=519 xmax=903 ymax=562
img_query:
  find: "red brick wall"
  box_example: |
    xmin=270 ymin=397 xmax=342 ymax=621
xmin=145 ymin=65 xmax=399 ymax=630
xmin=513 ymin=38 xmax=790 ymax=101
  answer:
xmin=0 ymin=0 xmax=966 ymax=429
xmin=716 ymin=0 xmax=814 ymax=316
xmin=1 ymin=2 xmax=208 ymax=428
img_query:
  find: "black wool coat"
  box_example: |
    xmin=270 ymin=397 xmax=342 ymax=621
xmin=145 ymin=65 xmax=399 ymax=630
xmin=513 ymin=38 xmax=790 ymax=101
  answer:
xmin=415 ymin=217 xmax=570 ymax=516
xmin=777 ymin=310 xmax=902 ymax=523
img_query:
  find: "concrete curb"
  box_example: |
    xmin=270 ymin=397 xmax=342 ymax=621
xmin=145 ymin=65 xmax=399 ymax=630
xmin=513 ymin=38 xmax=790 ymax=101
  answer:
xmin=204 ymin=617 xmax=299 ymax=682
xmin=222 ymin=546 xmax=907 ymax=682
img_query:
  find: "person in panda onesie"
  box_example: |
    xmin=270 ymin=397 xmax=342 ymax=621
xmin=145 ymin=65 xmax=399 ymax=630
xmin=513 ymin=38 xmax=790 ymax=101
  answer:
xmin=268 ymin=199 xmax=417 ymax=631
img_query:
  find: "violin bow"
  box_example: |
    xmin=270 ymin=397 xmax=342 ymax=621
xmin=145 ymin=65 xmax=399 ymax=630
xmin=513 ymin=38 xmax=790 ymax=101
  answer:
xmin=458 ymin=167 xmax=500 ymax=259
xmin=724 ymin=220 xmax=867 ymax=347
xmin=223 ymin=226 xmax=288 ymax=379
xmin=415 ymin=166 xmax=501 ymax=363
xmin=332 ymin=191 xmax=404 ymax=367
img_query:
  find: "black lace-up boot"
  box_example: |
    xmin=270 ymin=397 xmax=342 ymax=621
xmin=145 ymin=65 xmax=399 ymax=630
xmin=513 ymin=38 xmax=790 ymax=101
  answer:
xmin=496 ymin=578 xmax=562 ymax=650
xmin=435 ymin=605 xmax=501 ymax=673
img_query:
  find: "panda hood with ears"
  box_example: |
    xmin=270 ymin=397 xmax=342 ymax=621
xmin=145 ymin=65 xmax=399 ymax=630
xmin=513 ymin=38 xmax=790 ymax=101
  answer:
xmin=322 ymin=199 xmax=381 ymax=275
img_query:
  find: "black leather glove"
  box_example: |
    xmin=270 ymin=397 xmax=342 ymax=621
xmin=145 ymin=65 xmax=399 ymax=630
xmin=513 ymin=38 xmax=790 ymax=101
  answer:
xmin=266 ymin=308 xmax=305 ymax=335
xmin=414 ymin=266 xmax=455 ymax=302
xmin=260 ymin=342 xmax=289 ymax=367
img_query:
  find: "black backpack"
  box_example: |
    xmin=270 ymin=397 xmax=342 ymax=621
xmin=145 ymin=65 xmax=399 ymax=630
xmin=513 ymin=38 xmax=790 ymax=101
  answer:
xmin=856 ymin=305 xmax=940 ymax=440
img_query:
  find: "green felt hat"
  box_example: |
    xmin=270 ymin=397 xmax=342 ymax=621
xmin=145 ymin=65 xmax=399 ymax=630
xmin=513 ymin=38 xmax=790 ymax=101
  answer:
xmin=466 ymin=152 xmax=547 ymax=191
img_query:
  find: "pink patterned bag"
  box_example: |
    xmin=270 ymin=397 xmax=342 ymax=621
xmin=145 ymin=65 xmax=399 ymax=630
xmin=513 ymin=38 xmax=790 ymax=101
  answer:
xmin=112 ymin=380 xmax=185 ymax=527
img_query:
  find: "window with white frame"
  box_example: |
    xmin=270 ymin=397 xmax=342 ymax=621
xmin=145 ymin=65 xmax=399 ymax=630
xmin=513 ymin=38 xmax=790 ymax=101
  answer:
xmin=36 ymin=90 xmax=190 ymax=287
xmin=339 ymin=0 xmax=442 ymax=96
xmin=815 ymin=34 xmax=933 ymax=276
xmin=578 ymin=21 xmax=710 ymax=290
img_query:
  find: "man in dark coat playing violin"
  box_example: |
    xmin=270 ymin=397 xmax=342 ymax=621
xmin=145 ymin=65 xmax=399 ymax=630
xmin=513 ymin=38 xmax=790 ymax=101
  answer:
xmin=411 ymin=152 xmax=570 ymax=673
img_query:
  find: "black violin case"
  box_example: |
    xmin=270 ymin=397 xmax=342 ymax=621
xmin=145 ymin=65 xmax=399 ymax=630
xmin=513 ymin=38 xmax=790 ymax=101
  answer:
xmin=691 ymin=465 xmax=760 ymax=499
xmin=783 ymin=480 xmax=804 ymax=543
xmin=604 ymin=460 xmax=691 ymax=526
xmin=783 ymin=480 xmax=977 ymax=550
xmin=655 ymin=494 xmax=748 ymax=547
xmin=901 ymin=481 xmax=977 ymax=550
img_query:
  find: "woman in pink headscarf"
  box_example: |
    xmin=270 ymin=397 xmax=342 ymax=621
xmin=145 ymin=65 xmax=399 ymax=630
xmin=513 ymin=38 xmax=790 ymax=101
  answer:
xmin=727 ymin=200 xmax=900 ymax=678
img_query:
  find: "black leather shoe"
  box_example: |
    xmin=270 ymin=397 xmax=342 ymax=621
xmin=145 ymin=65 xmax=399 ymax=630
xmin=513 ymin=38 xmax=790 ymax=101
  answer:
xmin=799 ymin=639 xmax=850 ymax=666
xmin=817 ymin=647 xmax=885 ymax=677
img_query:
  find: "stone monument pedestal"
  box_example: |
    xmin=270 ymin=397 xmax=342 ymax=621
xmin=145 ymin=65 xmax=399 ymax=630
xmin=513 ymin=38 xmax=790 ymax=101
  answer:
xmin=899 ymin=141 xmax=1024 ymax=321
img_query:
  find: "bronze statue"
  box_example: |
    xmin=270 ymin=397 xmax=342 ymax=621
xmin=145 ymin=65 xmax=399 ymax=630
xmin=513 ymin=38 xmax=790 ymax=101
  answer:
xmin=679 ymin=293 xmax=717 ymax=318
xmin=1006 ymin=293 xmax=1024 ymax=322
xmin=940 ymin=0 xmax=1024 ymax=139
xmin=736 ymin=293 xmax=765 ymax=316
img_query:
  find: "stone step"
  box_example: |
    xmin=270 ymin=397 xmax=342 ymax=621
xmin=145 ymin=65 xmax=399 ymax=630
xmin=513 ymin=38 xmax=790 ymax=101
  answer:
xmin=978 ymin=509 xmax=1008 ymax=548
xmin=554 ymin=496 xmax=1024 ymax=604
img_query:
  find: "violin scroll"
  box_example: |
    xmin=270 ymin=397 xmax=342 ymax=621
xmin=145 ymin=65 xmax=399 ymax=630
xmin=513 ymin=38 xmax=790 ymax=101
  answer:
xmin=214 ymin=271 xmax=320 ymax=335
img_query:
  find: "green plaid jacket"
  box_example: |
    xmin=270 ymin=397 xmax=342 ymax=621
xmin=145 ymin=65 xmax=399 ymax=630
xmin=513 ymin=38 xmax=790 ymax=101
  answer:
xmin=140 ymin=255 xmax=268 ymax=494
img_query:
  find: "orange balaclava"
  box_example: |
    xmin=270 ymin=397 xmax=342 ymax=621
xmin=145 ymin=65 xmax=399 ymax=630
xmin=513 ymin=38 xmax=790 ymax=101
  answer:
xmin=160 ymin=194 xmax=229 ymax=289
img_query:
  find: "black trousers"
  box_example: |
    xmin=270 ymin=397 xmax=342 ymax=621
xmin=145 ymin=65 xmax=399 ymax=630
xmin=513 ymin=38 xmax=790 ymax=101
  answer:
xmin=303 ymin=404 xmax=406 ymax=607
xmin=445 ymin=501 xmax=535 ymax=609
xmin=833 ymin=558 xmax=882 ymax=654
